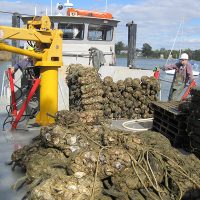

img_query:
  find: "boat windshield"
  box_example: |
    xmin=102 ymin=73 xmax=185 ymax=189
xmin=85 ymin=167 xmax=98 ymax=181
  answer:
xmin=58 ymin=23 xmax=84 ymax=40
xmin=88 ymin=24 xmax=113 ymax=41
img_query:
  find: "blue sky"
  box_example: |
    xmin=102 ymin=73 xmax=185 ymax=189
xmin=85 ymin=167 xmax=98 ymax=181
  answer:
xmin=1 ymin=0 xmax=200 ymax=50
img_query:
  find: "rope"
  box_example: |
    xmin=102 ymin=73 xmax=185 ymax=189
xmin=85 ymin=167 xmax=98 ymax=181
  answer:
xmin=146 ymin=151 xmax=163 ymax=199
xmin=82 ymin=124 xmax=104 ymax=148
xmin=11 ymin=175 xmax=27 ymax=191
xmin=127 ymin=151 xmax=159 ymax=200
xmin=167 ymin=173 xmax=182 ymax=200
xmin=153 ymin=150 xmax=200 ymax=188
xmin=90 ymin=146 xmax=110 ymax=200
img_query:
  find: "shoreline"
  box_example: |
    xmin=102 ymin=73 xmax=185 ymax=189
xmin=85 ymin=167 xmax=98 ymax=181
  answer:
xmin=0 ymin=51 xmax=12 ymax=61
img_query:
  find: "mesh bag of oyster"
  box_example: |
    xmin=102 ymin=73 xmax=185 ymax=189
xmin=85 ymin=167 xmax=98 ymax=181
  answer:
xmin=66 ymin=64 xmax=104 ymax=113
xmin=9 ymin=109 xmax=200 ymax=200
xmin=178 ymin=86 xmax=200 ymax=158
xmin=66 ymin=64 xmax=160 ymax=120
xmin=102 ymin=75 xmax=160 ymax=119
xmin=8 ymin=65 xmax=199 ymax=199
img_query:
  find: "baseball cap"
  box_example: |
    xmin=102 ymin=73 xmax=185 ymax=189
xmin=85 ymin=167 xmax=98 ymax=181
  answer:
xmin=179 ymin=53 xmax=189 ymax=60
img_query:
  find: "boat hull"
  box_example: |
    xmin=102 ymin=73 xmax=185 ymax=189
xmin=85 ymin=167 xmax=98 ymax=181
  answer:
xmin=166 ymin=69 xmax=199 ymax=76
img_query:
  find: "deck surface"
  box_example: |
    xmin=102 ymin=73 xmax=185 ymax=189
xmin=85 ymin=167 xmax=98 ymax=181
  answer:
xmin=0 ymin=96 xmax=153 ymax=199
xmin=0 ymin=96 xmax=39 ymax=199
xmin=0 ymin=119 xmax=40 ymax=199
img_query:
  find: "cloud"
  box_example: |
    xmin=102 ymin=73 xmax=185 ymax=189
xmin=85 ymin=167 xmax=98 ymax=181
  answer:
xmin=0 ymin=1 xmax=51 ymax=26
xmin=1 ymin=0 xmax=200 ymax=49
xmin=109 ymin=0 xmax=200 ymax=50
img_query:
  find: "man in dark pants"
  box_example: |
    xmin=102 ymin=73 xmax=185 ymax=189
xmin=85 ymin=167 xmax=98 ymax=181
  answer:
xmin=9 ymin=51 xmax=40 ymax=119
xmin=162 ymin=53 xmax=194 ymax=101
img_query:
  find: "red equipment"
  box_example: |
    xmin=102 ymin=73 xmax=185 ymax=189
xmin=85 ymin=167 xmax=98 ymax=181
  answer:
xmin=154 ymin=70 xmax=160 ymax=80
xmin=181 ymin=80 xmax=197 ymax=101
xmin=7 ymin=68 xmax=17 ymax=116
xmin=12 ymin=78 xmax=40 ymax=129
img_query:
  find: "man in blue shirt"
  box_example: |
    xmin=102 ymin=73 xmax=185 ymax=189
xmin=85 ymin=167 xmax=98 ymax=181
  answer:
xmin=10 ymin=57 xmax=33 ymax=73
xmin=9 ymin=46 xmax=34 ymax=73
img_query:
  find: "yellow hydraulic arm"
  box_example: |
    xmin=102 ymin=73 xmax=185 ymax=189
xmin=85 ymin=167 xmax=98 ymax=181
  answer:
xmin=0 ymin=16 xmax=63 ymax=125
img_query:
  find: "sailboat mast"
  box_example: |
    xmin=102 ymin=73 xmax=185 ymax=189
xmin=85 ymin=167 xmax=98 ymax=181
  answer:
xmin=165 ymin=19 xmax=183 ymax=65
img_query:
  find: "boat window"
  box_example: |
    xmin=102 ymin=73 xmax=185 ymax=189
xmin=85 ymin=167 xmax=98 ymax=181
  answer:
xmin=58 ymin=23 xmax=84 ymax=40
xmin=51 ymin=22 xmax=54 ymax=29
xmin=88 ymin=24 xmax=113 ymax=41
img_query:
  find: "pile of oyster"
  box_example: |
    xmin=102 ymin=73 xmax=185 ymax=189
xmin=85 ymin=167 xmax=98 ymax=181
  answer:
xmin=102 ymin=76 xmax=160 ymax=119
xmin=66 ymin=64 xmax=160 ymax=120
xmin=66 ymin=64 xmax=104 ymax=113
xmin=179 ymin=86 xmax=200 ymax=157
xmin=10 ymin=111 xmax=200 ymax=200
xmin=178 ymin=86 xmax=200 ymax=158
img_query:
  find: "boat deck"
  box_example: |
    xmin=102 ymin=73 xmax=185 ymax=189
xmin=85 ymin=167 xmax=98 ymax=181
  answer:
xmin=0 ymin=96 xmax=40 ymax=199
xmin=0 ymin=97 xmax=153 ymax=200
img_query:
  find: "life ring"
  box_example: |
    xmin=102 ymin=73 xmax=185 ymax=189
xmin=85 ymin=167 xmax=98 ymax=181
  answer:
xmin=67 ymin=8 xmax=113 ymax=19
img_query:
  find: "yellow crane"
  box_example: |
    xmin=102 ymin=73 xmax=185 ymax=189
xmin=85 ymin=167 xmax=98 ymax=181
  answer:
xmin=0 ymin=16 xmax=63 ymax=125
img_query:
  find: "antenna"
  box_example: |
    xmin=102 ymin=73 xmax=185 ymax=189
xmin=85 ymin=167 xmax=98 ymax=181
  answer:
xmin=64 ymin=0 xmax=73 ymax=8
xmin=51 ymin=0 xmax=53 ymax=16
xmin=34 ymin=6 xmax=37 ymax=16
xmin=105 ymin=0 xmax=108 ymax=11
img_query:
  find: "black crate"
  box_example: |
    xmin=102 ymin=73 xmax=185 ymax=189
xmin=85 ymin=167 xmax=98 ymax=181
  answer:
xmin=152 ymin=101 xmax=188 ymax=148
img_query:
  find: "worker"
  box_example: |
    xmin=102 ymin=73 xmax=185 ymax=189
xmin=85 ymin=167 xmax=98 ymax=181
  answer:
xmin=9 ymin=46 xmax=34 ymax=74
xmin=89 ymin=47 xmax=106 ymax=69
xmin=162 ymin=53 xmax=194 ymax=101
xmin=8 ymin=46 xmax=40 ymax=119
xmin=153 ymin=66 xmax=160 ymax=80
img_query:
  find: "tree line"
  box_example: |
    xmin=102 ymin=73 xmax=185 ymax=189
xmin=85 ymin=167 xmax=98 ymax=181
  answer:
xmin=115 ymin=41 xmax=200 ymax=61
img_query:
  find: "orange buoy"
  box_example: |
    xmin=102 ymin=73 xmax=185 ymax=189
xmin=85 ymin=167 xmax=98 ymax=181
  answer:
xmin=67 ymin=8 xmax=113 ymax=19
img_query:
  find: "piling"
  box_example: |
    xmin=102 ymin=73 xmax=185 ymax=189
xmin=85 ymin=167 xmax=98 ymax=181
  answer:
xmin=126 ymin=21 xmax=137 ymax=68
xmin=12 ymin=13 xmax=21 ymax=66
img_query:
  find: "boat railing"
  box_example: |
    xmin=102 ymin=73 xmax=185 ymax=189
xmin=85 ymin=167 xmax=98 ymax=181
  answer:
xmin=192 ymin=63 xmax=199 ymax=71
xmin=0 ymin=70 xmax=10 ymax=99
xmin=62 ymin=52 xmax=113 ymax=57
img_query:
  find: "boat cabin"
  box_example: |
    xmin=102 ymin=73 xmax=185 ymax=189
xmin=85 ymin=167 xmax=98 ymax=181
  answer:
xmin=21 ymin=13 xmax=119 ymax=66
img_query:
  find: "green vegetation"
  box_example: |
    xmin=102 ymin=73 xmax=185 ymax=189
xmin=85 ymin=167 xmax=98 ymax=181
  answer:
xmin=115 ymin=41 xmax=200 ymax=61
xmin=142 ymin=43 xmax=152 ymax=57
xmin=115 ymin=41 xmax=125 ymax=54
xmin=116 ymin=54 xmax=127 ymax=58
xmin=0 ymin=41 xmax=12 ymax=61
xmin=0 ymin=51 xmax=11 ymax=61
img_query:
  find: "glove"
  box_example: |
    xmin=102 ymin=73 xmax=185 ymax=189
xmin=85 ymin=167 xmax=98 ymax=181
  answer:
xmin=8 ymin=66 xmax=15 ymax=74
xmin=161 ymin=66 xmax=165 ymax=71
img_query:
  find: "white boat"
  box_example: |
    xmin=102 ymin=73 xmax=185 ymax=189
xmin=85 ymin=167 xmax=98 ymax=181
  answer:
xmin=0 ymin=2 xmax=155 ymax=133
xmin=21 ymin=8 xmax=153 ymax=82
xmin=0 ymin=3 xmax=199 ymax=200
xmin=166 ymin=69 xmax=199 ymax=76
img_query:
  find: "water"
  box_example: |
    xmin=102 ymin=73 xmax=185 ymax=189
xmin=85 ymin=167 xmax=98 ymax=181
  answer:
xmin=117 ymin=58 xmax=200 ymax=101
xmin=1 ymin=59 xmax=200 ymax=101
xmin=0 ymin=61 xmax=11 ymax=88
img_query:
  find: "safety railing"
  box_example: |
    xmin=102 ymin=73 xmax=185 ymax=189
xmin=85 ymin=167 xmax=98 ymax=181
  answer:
xmin=0 ymin=69 xmax=10 ymax=98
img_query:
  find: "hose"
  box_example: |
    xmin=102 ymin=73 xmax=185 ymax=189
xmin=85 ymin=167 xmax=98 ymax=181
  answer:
xmin=2 ymin=70 xmax=35 ymax=130
xmin=122 ymin=118 xmax=153 ymax=131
